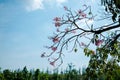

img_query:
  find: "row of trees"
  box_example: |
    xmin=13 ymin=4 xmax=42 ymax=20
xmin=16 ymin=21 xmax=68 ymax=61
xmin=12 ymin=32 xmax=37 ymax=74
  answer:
xmin=0 ymin=64 xmax=120 ymax=80
xmin=0 ymin=65 xmax=88 ymax=80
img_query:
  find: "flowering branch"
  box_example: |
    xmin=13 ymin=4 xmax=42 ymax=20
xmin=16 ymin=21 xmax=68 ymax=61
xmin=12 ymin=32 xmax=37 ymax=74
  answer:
xmin=41 ymin=5 xmax=120 ymax=67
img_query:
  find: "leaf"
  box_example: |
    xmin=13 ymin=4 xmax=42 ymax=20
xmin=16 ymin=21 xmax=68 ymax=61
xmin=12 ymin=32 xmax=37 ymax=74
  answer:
xmin=84 ymin=48 xmax=88 ymax=54
xmin=95 ymin=35 xmax=98 ymax=39
xmin=112 ymin=12 xmax=117 ymax=22
xmin=74 ymin=48 xmax=77 ymax=53
xmin=88 ymin=11 xmax=92 ymax=15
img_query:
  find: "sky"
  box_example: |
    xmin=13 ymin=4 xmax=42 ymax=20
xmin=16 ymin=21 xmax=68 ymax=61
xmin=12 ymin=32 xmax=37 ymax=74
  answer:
xmin=0 ymin=0 xmax=107 ymax=71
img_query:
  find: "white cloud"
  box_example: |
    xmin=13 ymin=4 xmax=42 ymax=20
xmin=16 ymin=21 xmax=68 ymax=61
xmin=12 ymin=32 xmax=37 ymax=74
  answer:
xmin=56 ymin=0 xmax=68 ymax=7
xmin=26 ymin=0 xmax=44 ymax=11
xmin=56 ymin=0 xmax=67 ymax=4
xmin=25 ymin=0 xmax=68 ymax=11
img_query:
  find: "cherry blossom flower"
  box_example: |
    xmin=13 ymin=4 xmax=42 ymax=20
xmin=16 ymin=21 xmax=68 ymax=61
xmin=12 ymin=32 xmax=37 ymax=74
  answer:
xmin=53 ymin=17 xmax=61 ymax=21
xmin=65 ymin=28 xmax=69 ymax=32
xmin=78 ymin=10 xmax=86 ymax=18
xmin=53 ymin=37 xmax=59 ymax=43
xmin=95 ymin=39 xmax=104 ymax=46
xmin=78 ymin=10 xmax=82 ymax=14
xmin=50 ymin=61 xmax=55 ymax=66
xmin=81 ymin=42 xmax=86 ymax=46
xmin=51 ymin=47 xmax=57 ymax=51
xmin=81 ymin=13 xmax=86 ymax=18
xmin=77 ymin=18 xmax=83 ymax=20
xmin=55 ymin=22 xmax=61 ymax=27
xmin=71 ymin=30 xmax=76 ymax=33
xmin=53 ymin=17 xmax=61 ymax=27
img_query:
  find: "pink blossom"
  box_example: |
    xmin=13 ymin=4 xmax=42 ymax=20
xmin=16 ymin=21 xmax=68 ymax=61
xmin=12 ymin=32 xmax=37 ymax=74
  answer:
xmin=78 ymin=10 xmax=86 ymax=18
xmin=55 ymin=22 xmax=61 ymax=27
xmin=65 ymin=28 xmax=69 ymax=32
xmin=81 ymin=42 xmax=86 ymax=46
xmin=78 ymin=10 xmax=82 ymax=14
xmin=81 ymin=13 xmax=86 ymax=18
xmin=50 ymin=61 xmax=55 ymax=66
xmin=95 ymin=40 xmax=104 ymax=46
xmin=53 ymin=17 xmax=61 ymax=21
xmin=51 ymin=47 xmax=57 ymax=51
xmin=53 ymin=17 xmax=61 ymax=27
xmin=53 ymin=37 xmax=59 ymax=43
xmin=71 ymin=30 xmax=76 ymax=33
xmin=77 ymin=18 xmax=83 ymax=20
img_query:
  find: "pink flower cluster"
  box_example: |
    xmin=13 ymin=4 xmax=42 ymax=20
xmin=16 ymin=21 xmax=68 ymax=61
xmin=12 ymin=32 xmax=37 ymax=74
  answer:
xmin=78 ymin=10 xmax=86 ymax=18
xmin=51 ymin=47 xmax=57 ymax=51
xmin=53 ymin=17 xmax=61 ymax=27
xmin=52 ymin=37 xmax=59 ymax=43
xmin=50 ymin=61 xmax=55 ymax=66
xmin=71 ymin=30 xmax=76 ymax=34
xmin=65 ymin=28 xmax=69 ymax=32
xmin=95 ymin=39 xmax=104 ymax=46
xmin=80 ymin=42 xmax=86 ymax=47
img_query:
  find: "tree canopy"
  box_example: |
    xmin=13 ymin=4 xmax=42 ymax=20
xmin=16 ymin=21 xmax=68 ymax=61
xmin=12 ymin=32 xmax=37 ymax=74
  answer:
xmin=101 ymin=0 xmax=120 ymax=22
xmin=41 ymin=0 xmax=120 ymax=79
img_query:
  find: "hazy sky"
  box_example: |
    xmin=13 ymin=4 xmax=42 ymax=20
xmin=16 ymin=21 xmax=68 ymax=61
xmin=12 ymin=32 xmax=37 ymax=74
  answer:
xmin=0 ymin=0 xmax=105 ymax=71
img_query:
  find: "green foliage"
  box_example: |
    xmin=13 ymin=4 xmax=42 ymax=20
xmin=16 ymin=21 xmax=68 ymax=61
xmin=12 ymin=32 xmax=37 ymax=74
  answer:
xmin=101 ymin=0 xmax=120 ymax=22
xmin=85 ymin=33 xmax=120 ymax=79
xmin=84 ymin=48 xmax=95 ymax=57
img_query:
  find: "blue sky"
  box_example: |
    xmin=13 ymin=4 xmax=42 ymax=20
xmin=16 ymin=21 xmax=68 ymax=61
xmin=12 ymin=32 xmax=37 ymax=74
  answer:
xmin=0 ymin=0 xmax=105 ymax=71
